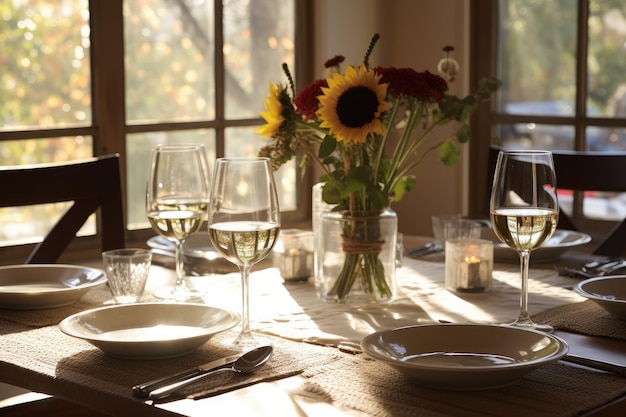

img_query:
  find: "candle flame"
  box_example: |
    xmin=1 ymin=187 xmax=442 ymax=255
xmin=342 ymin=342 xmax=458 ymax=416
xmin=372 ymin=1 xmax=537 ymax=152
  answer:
xmin=464 ymin=256 xmax=481 ymax=264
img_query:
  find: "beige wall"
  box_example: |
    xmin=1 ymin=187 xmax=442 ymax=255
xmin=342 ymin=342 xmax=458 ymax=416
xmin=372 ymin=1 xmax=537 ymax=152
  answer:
xmin=312 ymin=0 xmax=470 ymax=237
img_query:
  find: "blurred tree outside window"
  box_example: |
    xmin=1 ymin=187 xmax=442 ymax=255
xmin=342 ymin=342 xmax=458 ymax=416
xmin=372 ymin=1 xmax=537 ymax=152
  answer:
xmin=471 ymin=0 xmax=626 ymax=224
xmin=0 ymin=0 xmax=305 ymax=257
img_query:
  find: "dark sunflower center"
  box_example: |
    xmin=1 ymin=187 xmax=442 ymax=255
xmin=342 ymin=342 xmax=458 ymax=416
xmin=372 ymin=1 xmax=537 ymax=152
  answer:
xmin=336 ymin=86 xmax=378 ymax=128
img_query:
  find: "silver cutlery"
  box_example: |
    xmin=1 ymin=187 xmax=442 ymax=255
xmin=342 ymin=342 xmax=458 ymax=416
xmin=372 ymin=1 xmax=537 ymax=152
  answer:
xmin=146 ymin=345 xmax=273 ymax=400
xmin=560 ymin=354 xmax=626 ymax=377
xmin=133 ymin=353 xmax=242 ymax=397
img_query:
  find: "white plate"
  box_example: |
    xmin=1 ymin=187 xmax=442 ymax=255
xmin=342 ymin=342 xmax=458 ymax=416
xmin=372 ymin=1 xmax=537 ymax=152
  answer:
xmin=0 ymin=264 xmax=106 ymax=309
xmin=59 ymin=303 xmax=240 ymax=359
xmin=361 ymin=324 xmax=568 ymax=390
xmin=574 ymin=276 xmax=626 ymax=319
xmin=482 ymin=229 xmax=591 ymax=262
xmin=147 ymin=234 xmax=236 ymax=273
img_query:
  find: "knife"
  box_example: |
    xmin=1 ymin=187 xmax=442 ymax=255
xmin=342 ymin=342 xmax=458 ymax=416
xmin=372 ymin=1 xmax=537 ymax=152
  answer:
xmin=132 ymin=354 xmax=240 ymax=397
xmin=561 ymin=354 xmax=626 ymax=377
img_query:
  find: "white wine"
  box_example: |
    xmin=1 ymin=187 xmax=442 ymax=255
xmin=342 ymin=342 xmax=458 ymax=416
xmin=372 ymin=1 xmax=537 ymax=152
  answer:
xmin=209 ymin=221 xmax=280 ymax=266
xmin=148 ymin=200 xmax=207 ymax=242
xmin=490 ymin=208 xmax=558 ymax=252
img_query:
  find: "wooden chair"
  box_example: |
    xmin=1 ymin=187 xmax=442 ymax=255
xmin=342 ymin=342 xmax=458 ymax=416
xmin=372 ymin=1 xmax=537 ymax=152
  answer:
xmin=1 ymin=154 xmax=126 ymax=263
xmin=488 ymin=145 xmax=626 ymax=257
xmin=0 ymin=154 xmax=125 ymax=416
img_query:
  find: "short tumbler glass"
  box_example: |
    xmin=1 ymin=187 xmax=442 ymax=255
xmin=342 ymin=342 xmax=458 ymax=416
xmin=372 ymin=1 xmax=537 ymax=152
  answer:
xmin=102 ymin=248 xmax=152 ymax=304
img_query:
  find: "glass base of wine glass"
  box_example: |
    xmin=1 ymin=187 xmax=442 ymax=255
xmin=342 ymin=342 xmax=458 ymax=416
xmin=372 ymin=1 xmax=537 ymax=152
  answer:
xmin=222 ymin=330 xmax=271 ymax=353
xmin=504 ymin=317 xmax=554 ymax=333
xmin=153 ymin=284 xmax=205 ymax=303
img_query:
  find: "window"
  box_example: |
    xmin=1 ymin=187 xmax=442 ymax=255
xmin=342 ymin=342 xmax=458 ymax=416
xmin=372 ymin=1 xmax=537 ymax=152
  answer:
xmin=469 ymin=0 xmax=626 ymax=227
xmin=0 ymin=0 xmax=310 ymax=261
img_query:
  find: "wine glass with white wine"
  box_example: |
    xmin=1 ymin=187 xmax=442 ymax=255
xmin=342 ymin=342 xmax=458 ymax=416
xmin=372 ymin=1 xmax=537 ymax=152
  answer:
xmin=490 ymin=150 xmax=558 ymax=331
xmin=207 ymin=157 xmax=280 ymax=349
xmin=146 ymin=144 xmax=210 ymax=301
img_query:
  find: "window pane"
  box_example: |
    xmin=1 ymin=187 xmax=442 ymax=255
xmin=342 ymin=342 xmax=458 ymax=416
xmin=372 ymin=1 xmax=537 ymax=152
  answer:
xmin=226 ymin=127 xmax=296 ymax=211
xmin=223 ymin=0 xmax=295 ymax=119
xmin=0 ymin=0 xmax=91 ymax=130
xmin=124 ymin=0 xmax=215 ymax=123
xmin=587 ymin=1 xmax=626 ymax=118
xmin=496 ymin=0 xmax=577 ymax=113
xmin=126 ymin=130 xmax=217 ymax=229
xmin=497 ymin=123 xmax=575 ymax=150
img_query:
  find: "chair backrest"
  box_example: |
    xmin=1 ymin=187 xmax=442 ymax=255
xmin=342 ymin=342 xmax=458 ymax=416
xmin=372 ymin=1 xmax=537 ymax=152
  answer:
xmin=1 ymin=154 xmax=126 ymax=263
xmin=488 ymin=145 xmax=626 ymax=257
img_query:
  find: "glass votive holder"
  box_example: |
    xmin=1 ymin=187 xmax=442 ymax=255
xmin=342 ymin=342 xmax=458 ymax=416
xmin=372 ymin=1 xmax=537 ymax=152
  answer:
xmin=273 ymin=229 xmax=314 ymax=282
xmin=443 ymin=219 xmax=483 ymax=242
xmin=445 ymin=239 xmax=493 ymax=293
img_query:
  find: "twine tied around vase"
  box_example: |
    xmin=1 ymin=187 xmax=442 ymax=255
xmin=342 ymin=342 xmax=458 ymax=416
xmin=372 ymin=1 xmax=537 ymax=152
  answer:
xmin=341 ymin=235 xmax=385 ymax=254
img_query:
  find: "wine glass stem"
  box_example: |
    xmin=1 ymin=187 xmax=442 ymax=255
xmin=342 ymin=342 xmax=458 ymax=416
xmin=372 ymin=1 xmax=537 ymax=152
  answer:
xmin=517 ymin=250 xmax=531 ymax=323
xmin=239 ymin=264 xmax=252 ymax=338
xmin=175 ymin=240 xmax=186 ymax=290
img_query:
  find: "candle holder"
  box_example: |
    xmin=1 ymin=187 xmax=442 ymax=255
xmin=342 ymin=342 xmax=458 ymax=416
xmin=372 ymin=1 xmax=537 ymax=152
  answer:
xmin=445 ymin=239 xmax=493 ymax=292
xmin=273 ymin=229 xmax=314 ymax=282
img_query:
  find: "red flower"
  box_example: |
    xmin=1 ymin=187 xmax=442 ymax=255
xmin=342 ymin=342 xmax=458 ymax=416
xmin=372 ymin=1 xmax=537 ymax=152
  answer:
xmin=294 ymin=79 xmax=328 ymax=120
xmin=375 ymin=67 xmax=448 ymax=102
xmin=324 ymin=55 xmax=345 ymax=68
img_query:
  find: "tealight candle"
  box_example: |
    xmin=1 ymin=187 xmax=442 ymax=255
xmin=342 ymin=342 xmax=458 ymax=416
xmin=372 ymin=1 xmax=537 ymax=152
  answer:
xmin=273 ymin=229 xmax=314 ymax=282
xmin=445 ymin=239 xmax=493 ymax=292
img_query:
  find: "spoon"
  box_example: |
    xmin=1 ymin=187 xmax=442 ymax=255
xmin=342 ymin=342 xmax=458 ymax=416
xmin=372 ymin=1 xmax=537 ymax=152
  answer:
xmin=147 ymin=345 xmax=273 ymax=400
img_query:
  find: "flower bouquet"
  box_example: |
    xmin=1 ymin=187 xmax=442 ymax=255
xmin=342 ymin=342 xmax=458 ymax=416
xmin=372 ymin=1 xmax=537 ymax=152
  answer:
xmin=258 ymin=34 xmax=499 ymax=302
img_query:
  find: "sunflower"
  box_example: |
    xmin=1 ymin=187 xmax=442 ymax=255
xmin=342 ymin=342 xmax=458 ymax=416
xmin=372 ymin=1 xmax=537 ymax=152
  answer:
xmin=257 ymin=83 xmax=286 ymax=138
xmin=316 ymin=65 xmax=389 ymax=144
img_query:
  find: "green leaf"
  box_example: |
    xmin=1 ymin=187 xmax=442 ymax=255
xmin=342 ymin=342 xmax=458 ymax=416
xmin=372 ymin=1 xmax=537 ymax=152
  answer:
xmin=318 ymin=135 xmax=337 ymax=158
xmin=456 ymin=123 xmax=470 ymax=143
xmin=393 ymin=176 xmax=416 ymax=202
xmin=345 ymin=166 xmax=371 ymax=192
xmin=439 ymin=140 xmax=461 ymax=165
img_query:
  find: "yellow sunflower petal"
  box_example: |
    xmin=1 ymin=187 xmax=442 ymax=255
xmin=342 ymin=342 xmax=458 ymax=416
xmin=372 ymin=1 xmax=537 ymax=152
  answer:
xmin=316 ymin=65 xmax=389 ymax=144
xmin=256 ymin=83 xmax=285 ymax=138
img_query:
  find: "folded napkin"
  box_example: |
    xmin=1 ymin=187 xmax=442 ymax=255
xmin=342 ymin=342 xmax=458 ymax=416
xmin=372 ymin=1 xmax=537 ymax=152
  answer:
xmin=532 ymin=299 xmax=626 ymax=340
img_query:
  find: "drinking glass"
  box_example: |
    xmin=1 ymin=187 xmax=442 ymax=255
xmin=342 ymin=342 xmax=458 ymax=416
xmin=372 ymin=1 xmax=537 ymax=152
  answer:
xmin=146 ymin=144 xmax=210 ymax=301
xmin=207 ymin=157 xmax=280 ymax=348
xmin=489 ymin=150 xmax=558 ymax=331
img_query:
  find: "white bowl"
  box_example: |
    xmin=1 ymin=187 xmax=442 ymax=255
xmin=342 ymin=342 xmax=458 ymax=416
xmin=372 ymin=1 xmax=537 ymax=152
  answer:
xmin=0 ymin=264 xmax=106 ymax=309
xmin=574 ymin=276 xmax=626 ymax=319
xmin=361 ymin=324 xmax=568 ymax=390
xmin=59 ymin=303 xmax=240 ymax=359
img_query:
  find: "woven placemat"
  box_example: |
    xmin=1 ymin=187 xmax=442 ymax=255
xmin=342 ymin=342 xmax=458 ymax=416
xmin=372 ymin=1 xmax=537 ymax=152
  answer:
xmin=300 ymin=353 xmax=626 ymax=417
xmin=532 ymin=300 xmax=626 ymax=340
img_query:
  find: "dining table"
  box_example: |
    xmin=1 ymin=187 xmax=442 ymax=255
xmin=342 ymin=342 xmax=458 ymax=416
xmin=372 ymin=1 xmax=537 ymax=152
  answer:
xmin=0 ymin=235 xmax=625 ymax=417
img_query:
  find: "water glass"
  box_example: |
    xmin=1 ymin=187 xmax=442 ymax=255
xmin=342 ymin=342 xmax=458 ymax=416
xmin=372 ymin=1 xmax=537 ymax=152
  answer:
xmin=443 ymin=219 xmax=483 ymax=242
xmin=102 ymin=248 xmax=152 ymax=304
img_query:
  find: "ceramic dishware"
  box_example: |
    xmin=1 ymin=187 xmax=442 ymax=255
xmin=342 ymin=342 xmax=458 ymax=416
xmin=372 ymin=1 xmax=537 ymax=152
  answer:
xmin=361 ymin=323 xmax=568 ymax=390
xmin=574 ymin=276 xmax=626 ymax=319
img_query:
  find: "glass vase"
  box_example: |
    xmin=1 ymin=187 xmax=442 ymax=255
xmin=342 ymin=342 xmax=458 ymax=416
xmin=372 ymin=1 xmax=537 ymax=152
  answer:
xmin=316 ymin=209 xmax=397 ymax=304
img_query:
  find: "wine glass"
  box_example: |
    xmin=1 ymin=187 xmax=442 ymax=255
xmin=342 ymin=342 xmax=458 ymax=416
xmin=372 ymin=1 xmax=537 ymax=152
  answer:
xmin=207 ymin=157 xmax=280 ymax=349
xmin=489 ymin=150 xmax=559 ymax=331
xmin=146 ymin=144 xmax=210 ymax=301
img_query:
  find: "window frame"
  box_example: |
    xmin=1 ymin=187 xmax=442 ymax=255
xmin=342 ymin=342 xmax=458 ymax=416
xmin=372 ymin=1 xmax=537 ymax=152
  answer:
xmin=0 ymin=0 xmax=313 ymax=263
xmin=468 ymin=0 xmax=626 ymax=225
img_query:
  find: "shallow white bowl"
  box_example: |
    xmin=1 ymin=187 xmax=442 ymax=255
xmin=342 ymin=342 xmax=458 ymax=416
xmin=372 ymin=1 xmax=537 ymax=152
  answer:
xmin=0 ymin=264 xmax=106 ymax=309
xmin=574 ymin=276 xmax=626 ymax=319
xmin=59 ymin=303 xmax=240 ymax=359
xmin=361 ymin=324 xmax=568 ymax=390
